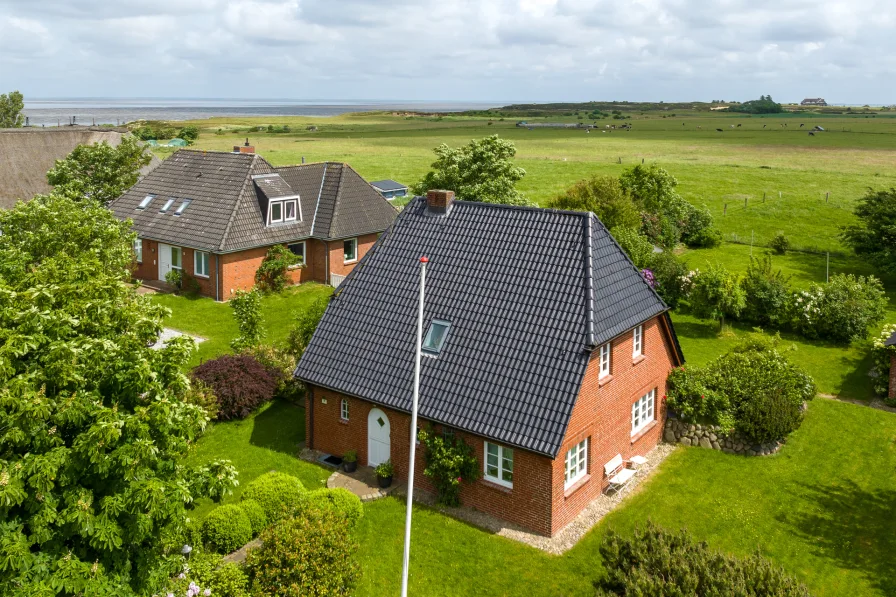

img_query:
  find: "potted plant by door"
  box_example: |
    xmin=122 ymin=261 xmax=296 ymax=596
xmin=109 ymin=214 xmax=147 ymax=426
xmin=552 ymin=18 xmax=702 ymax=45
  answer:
xmin=375 ymin=460 xmax=393 ymax=488
xmin=342 ymin=450 xmax=358 ymax=473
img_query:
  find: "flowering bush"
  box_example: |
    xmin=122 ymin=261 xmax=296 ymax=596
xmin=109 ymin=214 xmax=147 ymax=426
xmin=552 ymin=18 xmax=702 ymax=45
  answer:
xmin=241 ymin=472 xmax=306 ymax=523
xmin=191 ymin=354 xmax=282 ymax=420
xmin=245 ymin=506 xmax=360 ymax=597
xmin=301 ymin=488 xmax=364 ymax=528
xmin=648 ymin=251 xmax=690 ymax=308
xmin=871 ymin=323 xmax=896 ymax=398
xmin=419 ymin=428 xmax=480 ymax=507
xmin=641 ymin=268 xmax=656 ymax=288
xmin=201 ymin=504 xmax=253 ymax=554
xmin=787 ymin=274 xmax=887 ymax=343
xmin=162 ymin=550 xmax=250 ymax=597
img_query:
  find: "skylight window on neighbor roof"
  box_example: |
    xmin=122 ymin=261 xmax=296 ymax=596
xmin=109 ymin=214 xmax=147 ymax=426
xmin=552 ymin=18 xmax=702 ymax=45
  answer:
xmin=422 ymin=320 xmax=451 ymax=354
xmin=137 ymin=194 xmax=156 ymax=209
xmin=174 ymin=199 xmax=192 ymax=215
xmin=160 ymin=198 xmax=175 ymax=213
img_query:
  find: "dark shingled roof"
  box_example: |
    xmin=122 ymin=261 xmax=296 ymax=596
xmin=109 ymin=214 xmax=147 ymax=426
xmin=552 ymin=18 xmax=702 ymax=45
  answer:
xmin=886 ymin=330 xmax=896 ymax=347
xmin=370 ymin=179 xmax=408 ymax=192
xmin=294 ymin=197 xmax=680 ymax=457
xmin=109 ymin=150 xmax=397 ymax=252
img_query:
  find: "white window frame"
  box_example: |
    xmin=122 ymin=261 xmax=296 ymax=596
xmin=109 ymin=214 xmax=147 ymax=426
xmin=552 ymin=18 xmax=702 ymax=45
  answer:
xmin=484 ymin=441 xmax=514 ymax=488
xmin=343 ymin=237 xmax=358 ymax=263
xmin=631 ymin=389 xmax=656 ymax=436
xmin=194 ymin=250 xmax=210 ymax=278
xmin=269 ymin=201 xmax=283 ymax=224
xmin=134 ymin=238 xmax=143 ymax=263
xmin=284 ymin=199 xmax=297 ymax=222
xmin=170 ymin=246 xmax=182 ymax=270
xmin=160 ymin=198 xmax=175 ymax=213
xmin=340 ymin=398 xmax=349 ymax=421
xmin=632 ymin=325 xmax=643 ymax=358
xmin=288 ymin=242 xmax=305 ymax=269
xmin=564 ymin=437 xmax=589 ymax=489
xmin=268 ymin=199 xmax=298 ymax=225
xmin=599 ymin=343 xmax=611 ymax=379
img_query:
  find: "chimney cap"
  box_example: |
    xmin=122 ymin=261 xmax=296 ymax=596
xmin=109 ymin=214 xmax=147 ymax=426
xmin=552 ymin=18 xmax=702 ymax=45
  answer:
xmin=425 ymin=189 xmax=455 ymax=215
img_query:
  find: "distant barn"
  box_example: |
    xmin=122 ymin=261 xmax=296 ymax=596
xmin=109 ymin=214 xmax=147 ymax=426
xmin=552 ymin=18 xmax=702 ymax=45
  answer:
xmin=0 ymin=127 xmax=160 ymax=209
xmin=369 ymin=179 xmax=409 ymax=200
xmin=800 ymin=98 xmax=828 ymax=106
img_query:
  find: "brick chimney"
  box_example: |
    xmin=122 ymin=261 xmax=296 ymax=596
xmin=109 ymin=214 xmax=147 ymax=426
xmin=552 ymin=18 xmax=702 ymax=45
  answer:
xmin=233 ymin=138 xmax=255 ymax=154
xmin=426 ymin=189 xmax=454 ymax=214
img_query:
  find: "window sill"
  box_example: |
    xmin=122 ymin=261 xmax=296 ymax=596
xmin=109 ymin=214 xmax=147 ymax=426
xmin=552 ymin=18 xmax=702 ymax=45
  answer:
xmin=194 ymin=274 xmax=209 ymax=279
xmin=287 ymin=265 xmax=304 ymax=270
xmin=343 ymin=259 xmax=358 ymax=265
xmin=598 ymin=374 xmax=613 ymax=387
xmin=630 ymin=420 xmax=658 ymax=444
xmin=480 ymin=478 xmax=513 ymax=493
xmin=564 ymin=474 xmax=591 ymax=498
xmin=338 ymin=418 xmax=350 ymax=426
xmin=632 ymin=355 xmax=646 ymax=366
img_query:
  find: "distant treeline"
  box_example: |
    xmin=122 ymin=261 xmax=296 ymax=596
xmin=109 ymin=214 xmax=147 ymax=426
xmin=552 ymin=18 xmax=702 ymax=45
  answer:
xmin=463 ymin=101 xmax=722 ymax=117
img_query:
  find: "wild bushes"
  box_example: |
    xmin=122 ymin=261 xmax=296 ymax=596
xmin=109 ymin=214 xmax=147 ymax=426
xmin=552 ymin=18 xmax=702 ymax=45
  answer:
xmin=255 ymin=244 xmax=302 ymax=293
xmin=191 ymin=354 xmax=282 ymax=420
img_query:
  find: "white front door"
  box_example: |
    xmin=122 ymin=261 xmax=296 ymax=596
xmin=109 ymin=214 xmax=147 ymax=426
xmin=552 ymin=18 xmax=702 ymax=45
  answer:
xmin=157 ymin=243 xmax=181 ymax=280
xmin=367 ymin=408 xmax=391 ymax=467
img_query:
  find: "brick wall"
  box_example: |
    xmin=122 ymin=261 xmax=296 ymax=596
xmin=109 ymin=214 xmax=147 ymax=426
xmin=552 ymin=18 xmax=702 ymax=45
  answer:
xmin=549 ymin=316 xmax=677 ymax=534
xmin=890 ymin=355 xmax=896 ymax=400
xmin=307 ymin=386 xmax=555 ymax=536
xmin=327 ymin=233 xmax=380 ymax=279
xmin=132 ymin=238 xmax=158 ymax=282
xmin=220 ymin=242 xmax=320 ymax=300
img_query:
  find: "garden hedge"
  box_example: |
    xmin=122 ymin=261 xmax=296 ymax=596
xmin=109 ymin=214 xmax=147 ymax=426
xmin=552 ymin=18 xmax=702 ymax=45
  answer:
xmin=201 ymin=504 xmax=253 ymax=554
xmin=239 ymin=498 xmax=268 ymax=536
xmin=302 ymin=488 xmax=364 ymax=528
xmin=241 ymin=471 xmax=306 ymax=523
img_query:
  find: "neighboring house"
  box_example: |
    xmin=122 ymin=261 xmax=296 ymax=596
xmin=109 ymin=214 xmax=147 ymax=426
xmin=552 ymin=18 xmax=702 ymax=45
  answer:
xmin=0 ymin=126 xmax=160 ymax=209
xmin=887 ymin=331 xmax=896 ymax=400
xmin=370 ymin=179 xmax=409 ymax=200
xmin=109 ymin=149 xmax=398 ymax=300
xmin=800 ymin=98 xmax=828 ymax=106
xmin=295 ymin=190 xmax=685 ymax=537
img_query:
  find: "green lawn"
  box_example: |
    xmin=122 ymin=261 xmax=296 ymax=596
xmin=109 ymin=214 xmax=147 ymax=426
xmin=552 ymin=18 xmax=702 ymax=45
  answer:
xmin=188 ymin=397 xmax=896 ymax=596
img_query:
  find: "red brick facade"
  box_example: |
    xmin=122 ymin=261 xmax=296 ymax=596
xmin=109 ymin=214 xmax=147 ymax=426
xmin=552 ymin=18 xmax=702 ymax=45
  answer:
xmin=131 ymin=233 xmax=380 ymax=300
xmin=306 ymin=315 xmax=680 ymax=536
xmin=889 ymin=355 xmax=896 ymax=400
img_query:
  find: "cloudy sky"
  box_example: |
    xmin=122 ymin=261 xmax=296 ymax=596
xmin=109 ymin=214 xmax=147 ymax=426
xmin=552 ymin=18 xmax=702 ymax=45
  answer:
xmin=1 ymin=0 xmax=893 ymax=104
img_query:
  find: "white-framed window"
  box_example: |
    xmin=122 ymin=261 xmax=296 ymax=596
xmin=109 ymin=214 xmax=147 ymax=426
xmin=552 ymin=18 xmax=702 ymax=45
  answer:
xmin=284 ymin=200 xmax=297 ymax=221
xmin=160 ymin=198 xmax=175 ymax=213
xmin=343 ymin=238 xmax=358 ymax=263
xmin=194 ymin=250 xmax=210 ymax=277
xmin=484 ymin=441 xmax=513 ymax=488
xmin=268 ymin=199 xmax=298 ymax=225
xmin=138 ymin=194 xmax=155 ymax=209
xmin=340 ymin=398 xmax=349 ymax=421
xmin=175 ymin=199 xmax=192 ymax=215
xmin=632 ymin=325 xmax=643 ymax=358
xmin=170 ymin=246 xmax=182 ymax=270
xmin=133 ymin=238 xmax=143 ymax=263
xmin=599 ymin=343 xmax=611 ymax=379
xmin=631 ymin=389 xmax=656 ymax=436
xmin=422 ymin=320 xmax=451 ymax=354
xmin=564 ymin=437 xmax=589 ymax=489
xmin=288 ymin=242 xmax=305 ymax=268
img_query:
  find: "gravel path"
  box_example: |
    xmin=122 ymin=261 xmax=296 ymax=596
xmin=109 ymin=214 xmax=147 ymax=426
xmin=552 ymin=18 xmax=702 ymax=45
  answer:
xmin=396 ymin=443 xmax=678 ymax=554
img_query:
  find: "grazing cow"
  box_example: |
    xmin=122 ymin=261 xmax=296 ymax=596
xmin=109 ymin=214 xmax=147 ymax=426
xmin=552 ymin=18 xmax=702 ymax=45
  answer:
xmin=763 ymin=124 xmax=767 ymax=128
xmin=808 ymin=132 xmax=815 ymax=136
xmin=730 ymin=124 xmax=735 ymax=129
xmin=716 ymin=128 xmax=723 ymax=132
xmin=800 ymin=123 xmax=805 ymax=128
xmin=737 ymin=123 xmax=742 ymax=127
xmin=697 ymin=126 xmax=702 ymax=129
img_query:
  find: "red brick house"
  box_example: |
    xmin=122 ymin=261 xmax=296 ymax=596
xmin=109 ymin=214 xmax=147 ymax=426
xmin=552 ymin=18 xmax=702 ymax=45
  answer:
xmin=295 ymin=191 xmax=685 ymax=537
xmin=887 ymin=331 xmax=896 ymax=400
xmin=109 ymin=148 xmax=397 ymax=300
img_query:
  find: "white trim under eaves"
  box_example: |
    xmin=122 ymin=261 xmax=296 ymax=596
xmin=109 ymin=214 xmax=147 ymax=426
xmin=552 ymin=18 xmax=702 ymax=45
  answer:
xmin=309 ymin=162 xmax=328 ymax=237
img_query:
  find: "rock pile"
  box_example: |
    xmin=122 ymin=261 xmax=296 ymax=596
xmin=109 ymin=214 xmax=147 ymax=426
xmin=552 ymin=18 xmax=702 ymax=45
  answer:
xmin=663 ymin=418 xmax=783 ymax=456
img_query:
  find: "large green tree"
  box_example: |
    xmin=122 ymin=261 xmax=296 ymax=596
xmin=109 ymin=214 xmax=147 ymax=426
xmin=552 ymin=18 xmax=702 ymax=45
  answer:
xmin=0 ymin=90 xmax=25 ymax=128
xmin=840 ymin=188 xmax=896 ymax=275
xmin=549 ymin=175 xmax=641 ymax=231
xmin=412 ymin=135 xmax=530 ymax=205
xmin=47 ymin=135 xmax=152 ymax=205
xmin=0 ymin=195 xmax=236 ymax=596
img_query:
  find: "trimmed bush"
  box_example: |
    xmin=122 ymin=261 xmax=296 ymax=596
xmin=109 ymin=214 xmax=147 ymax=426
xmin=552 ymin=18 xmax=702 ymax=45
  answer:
xmin=241 ymin=472 xmax=306 ymax=522
xmin=246 ymin=506 xmax=360 ymax=597
xmin=596 ymin=522 xmax=811 ymax=596
xmin=240 ymin=499 xmax=268 ymax=536
xmin=202 ymin=504 xmax=253 ymax=554
xmin=191 ymin=354 xmax=281 ymax=420
xmin=302 ymin=488 xmax=364 ymax=528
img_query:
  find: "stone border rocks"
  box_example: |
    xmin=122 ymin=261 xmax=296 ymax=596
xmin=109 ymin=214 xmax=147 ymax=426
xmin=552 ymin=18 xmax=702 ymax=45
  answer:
xmin=664 ymin=417 xmax=783 ymax=456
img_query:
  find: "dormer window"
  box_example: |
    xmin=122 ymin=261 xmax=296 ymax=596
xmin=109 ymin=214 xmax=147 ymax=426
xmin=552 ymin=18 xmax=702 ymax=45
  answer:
xmin=137 ymin=194 xmax=155 ymax=209
xmin=160 ymin=198 xmax=175 ymax=213
xmin=422 ymin=320 xmax=451 ymax=354
xmin=174 ymin=199 xmax=192 ymax=215
xmin=268 ymin=199 xmax=297 ymax=225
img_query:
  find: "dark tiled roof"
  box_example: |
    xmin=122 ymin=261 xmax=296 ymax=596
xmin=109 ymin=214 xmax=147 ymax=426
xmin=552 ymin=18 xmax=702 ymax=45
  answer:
xmin=370 ymin=179 xmax=407 ymax=192
xmin=886 ymin=330 xmax=896 ymax=347
xmin=294 ymin=197 xmax=674 ymax=457
xmin=109 ymin=150 xmax=397 ymax=252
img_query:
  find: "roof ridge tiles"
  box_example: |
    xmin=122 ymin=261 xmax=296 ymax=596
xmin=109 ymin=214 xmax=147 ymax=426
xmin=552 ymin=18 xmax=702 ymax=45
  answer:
xmin=218 ymin=153 xmax=258 ymax=251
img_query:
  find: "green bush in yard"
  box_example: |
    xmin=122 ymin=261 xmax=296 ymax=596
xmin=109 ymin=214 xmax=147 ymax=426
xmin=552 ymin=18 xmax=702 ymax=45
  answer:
xmin=595 ymin=522 xmax=812 ymax=596
xmin=202 ymin=504 xmax=253 ymax=554
xmin=689 ymin=263 xmax=746 ymax=330
xmin=301 ymin=488 xmax=364 ymax=528
xmin=611 ymin=225 xmax=655 ymax=269
xmin=649 ymin=250 xmax=690 ymax=309
xmin=788 ymin=274 xmax=887 ymax=343
xmin=241 ymin=471 xmax=306 ymax=522
xmin=870 ymin=323 xmax=896 ymax=399
xmin=740 ymin=255 xmax=791 ymax=328
xmin=770 ymin=231 xmax=791 ymax=254
xmin=163 ymin=550 xmax=250 ymax=597
xmin=246 ymin=506 xmax=360 ymax=597
xmin=239 ymin=499 xmax=268 ymax=536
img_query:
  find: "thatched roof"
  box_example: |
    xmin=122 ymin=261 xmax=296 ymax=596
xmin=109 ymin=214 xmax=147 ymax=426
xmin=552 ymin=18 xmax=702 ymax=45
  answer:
xmin=0 ymin=127 xmax=161 ymax=209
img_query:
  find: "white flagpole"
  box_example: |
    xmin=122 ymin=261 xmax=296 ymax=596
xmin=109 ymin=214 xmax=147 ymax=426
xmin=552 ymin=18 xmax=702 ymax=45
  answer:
xmin=401 ymin=255 xmax=427 ymax=597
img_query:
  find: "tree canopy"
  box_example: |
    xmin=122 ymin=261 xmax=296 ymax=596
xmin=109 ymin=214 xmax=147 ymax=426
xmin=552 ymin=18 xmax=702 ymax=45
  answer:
xmin=0 ymin=195 xmax=236 ymax=595
xmin=549 ymin=175 xmax=641 ymax=231
xmin=840 ymin=188 xmax=896 ymax=275
xmin=412 ymin=135 xmax=530 ymax=206
xmin=0 ymin=90 xmax=25 ymax=128
xmin=47 ymin=135 xmax=152 ymax=205
xmin=727 ymin=95 xmax=784 ymax=114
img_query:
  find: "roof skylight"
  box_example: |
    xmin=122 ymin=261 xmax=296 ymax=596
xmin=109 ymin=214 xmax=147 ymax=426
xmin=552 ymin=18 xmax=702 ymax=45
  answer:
xmin=174 ymin=199 xmax=192 ymax=215
xmin=422 ymin=320 xmax=451 ymax=354
xmin=160 ymin=198 xmax=175 ymax=213
xmin=137 ymin=194 xmax=156 ymax=209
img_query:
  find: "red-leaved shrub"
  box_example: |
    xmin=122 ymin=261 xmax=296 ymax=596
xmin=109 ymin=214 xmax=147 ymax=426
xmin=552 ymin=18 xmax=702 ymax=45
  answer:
xmin=191 ymin=354 xmax=282 ymax=420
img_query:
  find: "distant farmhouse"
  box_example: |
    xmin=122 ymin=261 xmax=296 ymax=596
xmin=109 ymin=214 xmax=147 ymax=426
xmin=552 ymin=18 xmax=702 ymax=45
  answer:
xmin=369 ymin=179 xmax=408 ymax=200
xmin=800 ymin=98 xmax=828 ymax=106
xmin=0 ymin=127 xmax=160 ymax=209
xmin=109 ymin=147 xmax=398 ymax=300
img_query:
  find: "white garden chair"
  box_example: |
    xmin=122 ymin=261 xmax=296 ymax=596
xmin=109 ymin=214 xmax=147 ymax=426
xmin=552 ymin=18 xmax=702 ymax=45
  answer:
xmin=604 ymin=454 xmax=636 ymax=495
